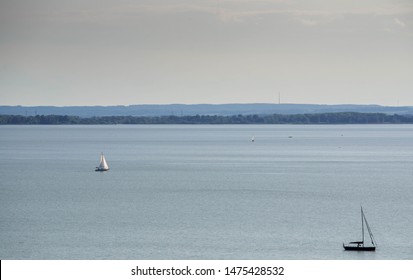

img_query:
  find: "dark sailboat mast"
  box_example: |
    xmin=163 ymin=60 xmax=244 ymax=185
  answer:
xmin=361 ymin=206 xmax=364 ymax=245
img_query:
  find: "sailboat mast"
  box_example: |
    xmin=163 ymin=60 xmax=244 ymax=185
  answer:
xmin=361 ymin=206 xmax=364 ymax=245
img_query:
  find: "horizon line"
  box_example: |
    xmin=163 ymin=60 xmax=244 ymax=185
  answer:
xmin=1 ymin=103 xmax=411 ymax=107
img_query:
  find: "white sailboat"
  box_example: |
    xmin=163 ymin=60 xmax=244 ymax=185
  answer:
xmin=95 ymin=153 xmax=109 ymax=171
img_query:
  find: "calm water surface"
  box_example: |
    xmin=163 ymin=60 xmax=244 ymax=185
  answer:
xmin=0 ymin=125 xmax=412 ymax=259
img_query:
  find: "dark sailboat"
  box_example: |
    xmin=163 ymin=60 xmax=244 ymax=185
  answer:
xmin=343 ymin=207 xmax=376 ymax=251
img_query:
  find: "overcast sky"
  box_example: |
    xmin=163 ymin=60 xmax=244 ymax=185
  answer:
xmin=0 ymin=0 xmax=412 ymax=106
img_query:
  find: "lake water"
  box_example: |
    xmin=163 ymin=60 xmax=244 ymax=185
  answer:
xmin=0 ymin=125 xmax=412 ymax=260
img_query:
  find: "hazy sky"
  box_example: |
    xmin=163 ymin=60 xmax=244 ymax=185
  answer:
xmin=1 ymin=0 xmax=412 ymax=106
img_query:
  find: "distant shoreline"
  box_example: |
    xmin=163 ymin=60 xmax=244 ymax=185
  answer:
xmin=2 ymin=103 xmax=413 ymax=118
xmin=1 ymin=112 xmax=413 ymax=125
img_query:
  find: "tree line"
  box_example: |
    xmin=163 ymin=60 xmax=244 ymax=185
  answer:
xmin=1 ymin=112 xmax=413 ymax=125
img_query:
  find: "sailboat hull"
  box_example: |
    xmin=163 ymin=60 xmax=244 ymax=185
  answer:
xmin=95 ymin=168 xmax=109 ymax=172
xmin=343 ymin=244 xmax=376 ymax=251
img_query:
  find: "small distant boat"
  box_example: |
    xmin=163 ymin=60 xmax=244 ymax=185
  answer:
xmin=343 ymin=207 xmax=376 ymax=251
xmin=251 ymin=136 xmax=255 ymax=142
xmin=95 ymin=153 xmax=109 ymax=172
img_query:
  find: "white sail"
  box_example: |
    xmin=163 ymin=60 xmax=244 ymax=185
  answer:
xmin=96 ymin=153 xmax=109 ymax=171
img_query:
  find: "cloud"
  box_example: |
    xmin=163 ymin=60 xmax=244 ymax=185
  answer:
xmin=294 ymin=17 xmax=318 ymax=27
xmin=394 ymin=17 xmax=406 ymax=28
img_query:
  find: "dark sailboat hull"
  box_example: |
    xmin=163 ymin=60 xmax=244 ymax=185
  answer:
xmin=343 ymin=244 xmax=376 ymax=251
xmin=95 ymin=168 xmax=109 ymax=172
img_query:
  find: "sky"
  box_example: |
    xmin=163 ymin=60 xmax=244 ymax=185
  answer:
xmin=0 ymin=0 xmax=412 ymax=106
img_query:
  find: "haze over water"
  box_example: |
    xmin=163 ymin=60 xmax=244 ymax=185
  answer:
xmin=0 ymin=125 xmax=412 ymax=259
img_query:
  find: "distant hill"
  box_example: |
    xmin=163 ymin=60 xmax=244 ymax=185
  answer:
xmin=3 ymin=112 xmax=413 ymax=125
xmin=1 ymin=104 xmax=413 ymax=117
